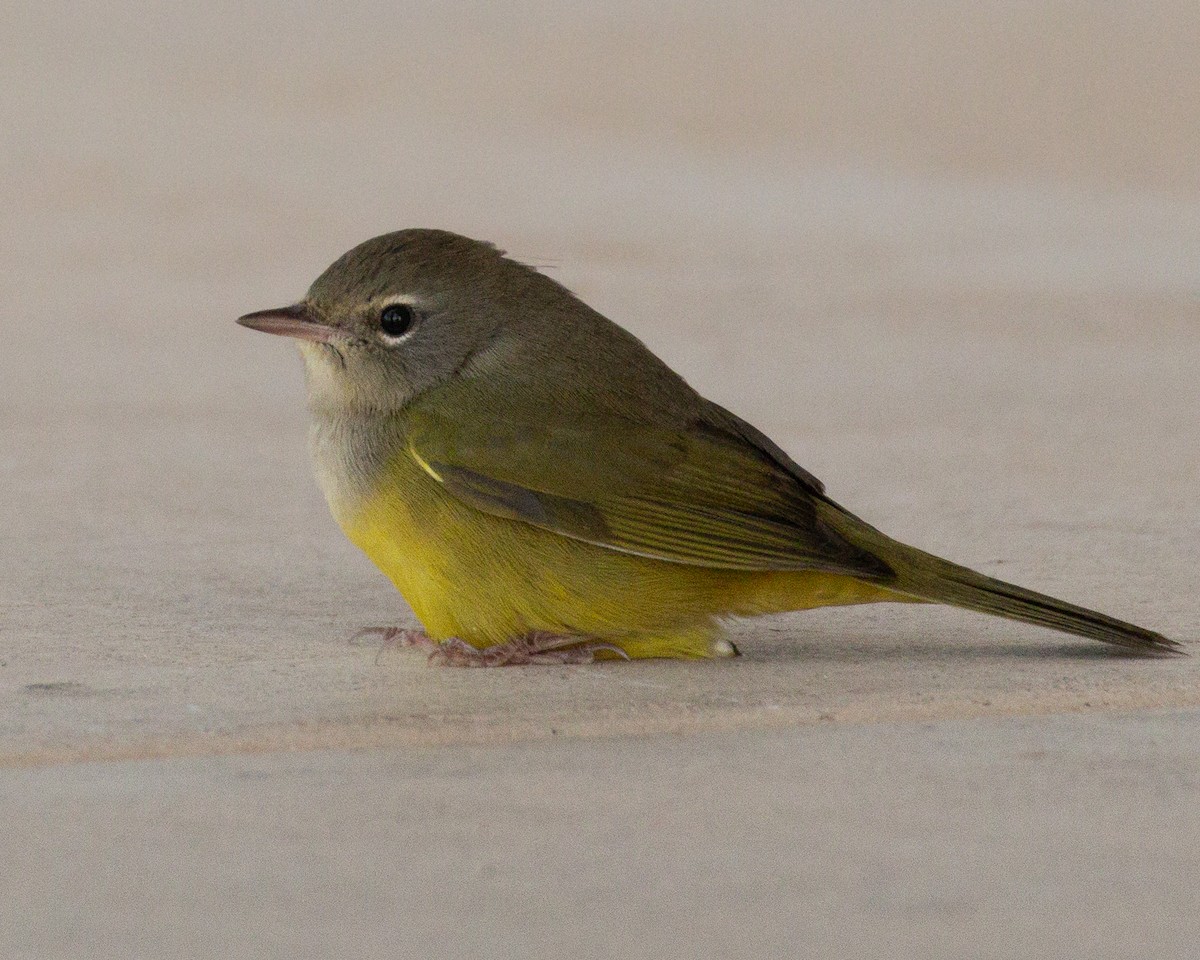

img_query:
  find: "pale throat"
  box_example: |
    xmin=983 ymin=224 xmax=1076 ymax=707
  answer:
xmin=296 ymin=343 xmax=412 ymax=521
xmin=297 ymin=341 xmax=418 ymax=414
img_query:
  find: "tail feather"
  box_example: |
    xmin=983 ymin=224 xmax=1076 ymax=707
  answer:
xmin=887 ymin=547 xmax=1181 ymax=655
xmin=812 ymin=498 xmax=1181 ymax=654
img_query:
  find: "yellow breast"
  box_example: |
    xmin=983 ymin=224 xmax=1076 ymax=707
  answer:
xmin=327 ymin=451 xmax=897 ymax=658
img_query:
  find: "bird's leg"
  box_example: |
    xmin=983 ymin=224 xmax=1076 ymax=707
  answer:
xmin=428 ymin=631 xmax=631 ymax=668
xmin=350 ymin=626 xmax=440 ymax=664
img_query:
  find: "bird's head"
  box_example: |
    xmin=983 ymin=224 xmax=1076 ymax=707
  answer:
xmin=237 ymin=229 xmax=550 ymax=413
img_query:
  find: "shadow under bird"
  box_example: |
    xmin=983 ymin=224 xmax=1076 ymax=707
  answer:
xmin=237 ymin=229 xmax=1181 ymax=665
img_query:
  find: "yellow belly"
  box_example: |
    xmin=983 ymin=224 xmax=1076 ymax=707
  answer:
xmin=336 ymin=458 xmax=900 ymax=659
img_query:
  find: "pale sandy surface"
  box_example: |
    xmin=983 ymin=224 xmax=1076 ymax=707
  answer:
xmin=2 ymin=2 xmax=1199 ymax=957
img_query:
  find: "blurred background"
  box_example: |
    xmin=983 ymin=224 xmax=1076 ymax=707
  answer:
xmin=3 ymin=0 xmax=1198 ymax=743
xmin=4 ymin=3 xmax=1200 ymax=957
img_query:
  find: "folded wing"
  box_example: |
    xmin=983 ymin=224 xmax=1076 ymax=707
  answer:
xmin=405 ymin=403 xmax=892 ymax=580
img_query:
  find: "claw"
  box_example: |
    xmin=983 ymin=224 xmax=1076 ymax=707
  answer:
xmin=349 ymin=626 xmax=438 ymax=664
xmin=428 ymin=631 xmax=630 ymax=668
xmin=352 ymin=627 xmax=629 ymax=667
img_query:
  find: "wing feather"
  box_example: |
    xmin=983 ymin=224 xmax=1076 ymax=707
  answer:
xmin=406 ymin=405 xmax=891 ymax=579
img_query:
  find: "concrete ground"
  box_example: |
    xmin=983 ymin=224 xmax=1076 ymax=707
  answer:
xmin=2 ymin=2 xmax=1198 ymax=957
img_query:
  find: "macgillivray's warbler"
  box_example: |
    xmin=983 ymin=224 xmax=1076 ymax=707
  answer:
xmin=237 ymin=229 xmax=1180 ymax=665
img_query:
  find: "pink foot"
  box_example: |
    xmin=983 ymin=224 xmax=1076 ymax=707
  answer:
xmin=350 ymin=626 xmax=439 ymax=664
xmin=428 ymin=631 xmax=631 ymax=668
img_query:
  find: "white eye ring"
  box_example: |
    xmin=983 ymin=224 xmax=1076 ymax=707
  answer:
xmin=379 ymin=302 xmax=417 ymax=341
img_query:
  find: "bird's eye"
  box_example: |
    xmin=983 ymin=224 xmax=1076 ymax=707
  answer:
xmin=379 ymin=303 xmax=416 ymax=339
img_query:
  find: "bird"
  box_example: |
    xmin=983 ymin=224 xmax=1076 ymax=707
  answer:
xmin=237 ymin=229 xmax=1180 ymax=665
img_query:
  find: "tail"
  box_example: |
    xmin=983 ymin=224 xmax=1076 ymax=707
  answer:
xmin=880 ymin=542 xmax=1181 ymax=655
xmin=816 ymin=498 xmax=1181 ymax=654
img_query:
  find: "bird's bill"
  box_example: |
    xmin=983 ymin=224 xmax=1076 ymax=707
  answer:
xmin=236 ymin=304 xmax=338 ymax=343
